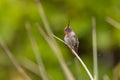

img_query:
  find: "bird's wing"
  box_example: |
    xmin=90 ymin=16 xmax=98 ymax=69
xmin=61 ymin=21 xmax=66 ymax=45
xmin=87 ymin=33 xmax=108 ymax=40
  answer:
xmin=71 ymin=35 xmax=79 ymax=53
xmin=72 ymin=35 xmax=79 ymax=47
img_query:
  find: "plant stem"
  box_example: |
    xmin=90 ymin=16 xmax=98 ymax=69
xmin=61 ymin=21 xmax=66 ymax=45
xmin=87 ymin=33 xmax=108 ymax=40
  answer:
xmin=92 ymin=17 xmax=98 ymax=80
xmin=0 ymin=38 xmax=31 ymax=80
xmin=106 ymin=17 xmax=120 ymax=30
xmin=35 ymin=23 xmax=75 ymax=80
xmin=52 ymin=34 xmax=94 ymax=80
xmin=25 ymin=22 xmax=49 ymax=80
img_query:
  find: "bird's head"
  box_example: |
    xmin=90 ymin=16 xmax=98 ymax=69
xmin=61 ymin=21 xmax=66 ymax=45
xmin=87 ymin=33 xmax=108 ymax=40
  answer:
xmin=64 ymin=26 xmax=72 ymax=33
xmin=64 ymin=21 xmax=72 ymax=36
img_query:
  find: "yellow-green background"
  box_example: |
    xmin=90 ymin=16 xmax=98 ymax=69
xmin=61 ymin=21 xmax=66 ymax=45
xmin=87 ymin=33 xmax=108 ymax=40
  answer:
xmin=0 ymin=0 xmax=120 ymax=80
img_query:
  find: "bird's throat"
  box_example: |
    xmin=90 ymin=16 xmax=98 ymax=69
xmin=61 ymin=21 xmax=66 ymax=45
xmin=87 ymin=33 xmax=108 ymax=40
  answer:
xmin=66 ymin=32 xmax=71 ymax=37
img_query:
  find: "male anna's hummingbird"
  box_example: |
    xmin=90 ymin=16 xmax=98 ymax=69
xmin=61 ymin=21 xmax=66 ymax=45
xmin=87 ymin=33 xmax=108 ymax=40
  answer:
xmin=64 ymin=22 xmax=79 ymax=53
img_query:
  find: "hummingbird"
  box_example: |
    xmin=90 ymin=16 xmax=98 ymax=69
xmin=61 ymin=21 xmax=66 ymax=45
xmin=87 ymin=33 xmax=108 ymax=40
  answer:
xmin=64 ymin=21 xmax=79 ymax=53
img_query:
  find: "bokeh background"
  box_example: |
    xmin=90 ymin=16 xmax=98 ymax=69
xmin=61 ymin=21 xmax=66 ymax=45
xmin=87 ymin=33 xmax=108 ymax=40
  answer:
xmin=0 ymin=0 xmax=120 ymax=80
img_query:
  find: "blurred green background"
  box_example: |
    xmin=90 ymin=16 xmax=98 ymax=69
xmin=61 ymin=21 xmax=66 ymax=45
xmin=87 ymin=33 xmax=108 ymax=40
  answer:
xmin=0 ymin=0 xmax=120 ymax=80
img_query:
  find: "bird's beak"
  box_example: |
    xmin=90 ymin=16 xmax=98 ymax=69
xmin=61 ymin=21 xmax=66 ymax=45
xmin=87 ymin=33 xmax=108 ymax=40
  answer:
xmin=67 ymin=26 xmax=69 ymax=28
